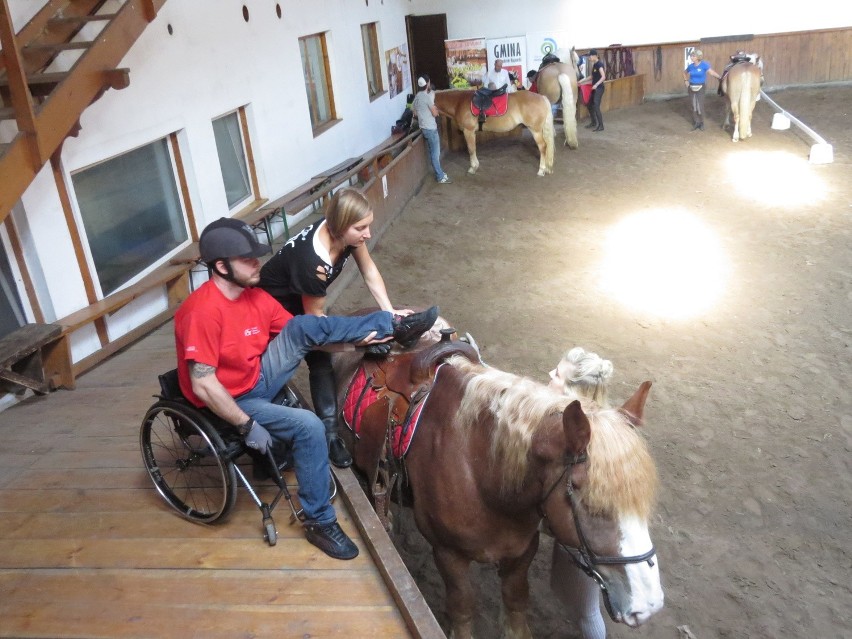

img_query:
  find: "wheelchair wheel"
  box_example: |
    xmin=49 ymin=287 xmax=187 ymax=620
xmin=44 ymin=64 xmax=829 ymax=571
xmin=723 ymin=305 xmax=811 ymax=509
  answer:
xmin=140 ymin=399 xmax=237 ymax=524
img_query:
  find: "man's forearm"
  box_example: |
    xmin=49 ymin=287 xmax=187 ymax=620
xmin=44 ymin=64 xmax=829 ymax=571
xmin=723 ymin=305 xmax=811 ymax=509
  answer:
xmin=190 ymin=362 xmax=249 ymax=427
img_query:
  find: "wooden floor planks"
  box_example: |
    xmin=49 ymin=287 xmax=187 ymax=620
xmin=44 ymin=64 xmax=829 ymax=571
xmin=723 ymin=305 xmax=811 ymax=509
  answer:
xmin=0 ymin=323 xmax=443 ymax=639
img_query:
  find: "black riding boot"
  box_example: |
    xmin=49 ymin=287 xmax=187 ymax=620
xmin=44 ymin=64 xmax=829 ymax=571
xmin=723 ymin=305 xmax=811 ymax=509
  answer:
xmin=307 ymin=352 xmax=352 ymax=469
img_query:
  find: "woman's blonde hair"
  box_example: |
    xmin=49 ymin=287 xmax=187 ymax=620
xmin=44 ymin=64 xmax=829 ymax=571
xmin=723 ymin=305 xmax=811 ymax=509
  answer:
xmin=691 ymin=49 xmax=704 ymax=60
xmin=325 ymin=188 xmax=372 ymax=239
xmin=554 ymin=346 xmax=614 ymax=405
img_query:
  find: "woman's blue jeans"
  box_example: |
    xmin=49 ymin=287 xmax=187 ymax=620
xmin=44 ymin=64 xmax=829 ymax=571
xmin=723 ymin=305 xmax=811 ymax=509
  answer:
xmin=235 ymin=312 xmax=393 ymax=524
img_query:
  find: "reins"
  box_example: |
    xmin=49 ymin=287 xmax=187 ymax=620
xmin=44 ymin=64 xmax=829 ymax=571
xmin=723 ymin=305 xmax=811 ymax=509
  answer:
xmin=540 ymin=451 xmax=657 ymax=607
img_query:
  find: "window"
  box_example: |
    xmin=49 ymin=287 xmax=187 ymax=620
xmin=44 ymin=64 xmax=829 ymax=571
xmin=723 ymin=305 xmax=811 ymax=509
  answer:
xmin=0 ymin=241 xmax=25 ymax=339
xmin=71 ymin=139 xmax=188 ymax=296
xmin=361 ymin=23 xmax=383 ymax=99
xmin=299 ymin=32 xmax=336 ymax=129
xmin=212 ymin=111 xmax=252 ymax=208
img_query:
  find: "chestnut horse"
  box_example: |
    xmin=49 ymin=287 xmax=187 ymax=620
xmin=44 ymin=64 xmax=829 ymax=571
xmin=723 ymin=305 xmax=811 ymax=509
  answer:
xmin=721 ymin=57 xmax=763 ymax=142
xmin=530 ymin=51 xmax=580 ymax=149
xmin=433 ymin=89 xmax=555 ymax=176
xmin=334 ymin=335 xmax=663 ymax=639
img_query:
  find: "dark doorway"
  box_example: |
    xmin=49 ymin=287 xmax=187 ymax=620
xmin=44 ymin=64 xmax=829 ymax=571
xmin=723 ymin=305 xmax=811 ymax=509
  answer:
xmin=406 ymin=14 xmax=448 ymax=89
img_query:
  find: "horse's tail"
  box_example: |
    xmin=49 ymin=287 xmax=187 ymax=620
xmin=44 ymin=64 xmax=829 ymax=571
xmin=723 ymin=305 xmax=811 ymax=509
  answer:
xmin=543 ymin=104 xmax=555 ymax=170
xmin=557 ymin=73 xmax=578 ymax=149
xmin=738 ymin=69 xmax=755 ymax=138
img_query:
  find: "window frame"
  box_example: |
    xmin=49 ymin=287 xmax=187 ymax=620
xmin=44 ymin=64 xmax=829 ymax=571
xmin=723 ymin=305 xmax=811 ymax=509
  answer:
xmin=69 ymin=136 xmax=192 ymax=298
xmin=299 ymin=32 xmax=338 ymax=134
xmin=361 ymin=22 xmax=384 ymax=101
xmin=212 ymin=108 xmax=254 ymax=211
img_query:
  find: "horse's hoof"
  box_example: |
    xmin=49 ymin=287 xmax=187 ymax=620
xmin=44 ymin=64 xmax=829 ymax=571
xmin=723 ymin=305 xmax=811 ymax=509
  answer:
xmin=537 ymin=170 xmax=546 ymax=177
xmin=468 ymin=168 xmax=476 ymax=175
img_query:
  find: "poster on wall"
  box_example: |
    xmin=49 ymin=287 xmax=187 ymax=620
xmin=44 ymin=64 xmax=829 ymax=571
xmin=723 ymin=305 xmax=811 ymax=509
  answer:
xmin=445 ymin=37 xmax=487 ymax=88
xmin=684 ymin=46 xmax=696 ymax=72
xmin=485 ymin=36 xmax=526 ymax=90
xmin=386 ymin=44 xmax=410 ymax=99
xmin=526 ymin=31 xmax=573 ymax=71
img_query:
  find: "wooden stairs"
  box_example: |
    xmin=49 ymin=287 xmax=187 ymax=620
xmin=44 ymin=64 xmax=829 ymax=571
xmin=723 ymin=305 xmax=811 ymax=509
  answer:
xmin=0 ymin=0 xmax=167 ymax=222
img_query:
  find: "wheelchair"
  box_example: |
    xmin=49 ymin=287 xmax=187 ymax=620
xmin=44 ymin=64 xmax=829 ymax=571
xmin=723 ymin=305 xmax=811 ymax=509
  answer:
xmin=139 ymin=369 xmax=336 ymax=546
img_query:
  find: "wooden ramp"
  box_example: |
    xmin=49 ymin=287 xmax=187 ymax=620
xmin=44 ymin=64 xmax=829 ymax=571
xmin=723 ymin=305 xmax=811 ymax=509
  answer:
xmin=0 ymin=323 xmax=444 ymax=638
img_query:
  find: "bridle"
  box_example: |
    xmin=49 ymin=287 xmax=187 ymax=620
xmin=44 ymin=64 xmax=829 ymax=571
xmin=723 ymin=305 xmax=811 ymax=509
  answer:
xmin=540 ymin=453 xmax=657 ymax=618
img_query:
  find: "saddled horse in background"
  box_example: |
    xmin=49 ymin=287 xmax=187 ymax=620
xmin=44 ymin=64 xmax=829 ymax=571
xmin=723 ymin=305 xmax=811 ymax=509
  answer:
xmin=333 ymin=325 xmax=663 ymax=639
xmin=433 ymin=89 xmax=555 ymax=176
xmin=720 ymin=54 xmax=764 ymax=142
xmin=529 ymin=48 xmax=580 ymax=149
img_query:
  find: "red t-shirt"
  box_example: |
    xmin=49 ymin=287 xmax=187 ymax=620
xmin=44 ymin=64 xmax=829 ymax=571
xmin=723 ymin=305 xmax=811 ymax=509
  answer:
xmin=174 ymin=280 xmax=292 ymax=406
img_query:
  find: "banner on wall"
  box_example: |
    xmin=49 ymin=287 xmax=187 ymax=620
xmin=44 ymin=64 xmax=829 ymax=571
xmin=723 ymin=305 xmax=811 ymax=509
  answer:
xmin=485 ymin=36 xmax=526 ymax=89
xmin=684 ymin=46 xmax=696 ymax=72
xmin=445 ymin=37 xmax=487 ymax=88
xmin=526 ymin=30 xmax=573 ymax=70
xmin=386 ymin=44 xmax=410 ymax=99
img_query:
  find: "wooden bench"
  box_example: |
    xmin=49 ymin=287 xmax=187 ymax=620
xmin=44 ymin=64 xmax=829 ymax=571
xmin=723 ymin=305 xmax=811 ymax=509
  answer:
xmin=0 ymin=323 xmax=74 ymax=393
xmin=252 ymin=177 xmax=330 ymax=243
xmin=312 ymin=157 xmax=363 ymax=181
xmin=56 ymin=261 xmax=192 ymax=381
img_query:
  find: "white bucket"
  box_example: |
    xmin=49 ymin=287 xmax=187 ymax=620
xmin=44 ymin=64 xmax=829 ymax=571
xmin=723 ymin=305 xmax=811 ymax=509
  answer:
xmin=771 ymin=113 xmax=791 ymax=130
xmin=809 ymin=143 xmax=834 ymax=165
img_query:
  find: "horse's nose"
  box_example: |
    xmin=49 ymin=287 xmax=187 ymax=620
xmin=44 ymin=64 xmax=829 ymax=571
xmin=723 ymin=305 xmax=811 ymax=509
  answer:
xmin=624 ymin=595 xmax=664 ymax=627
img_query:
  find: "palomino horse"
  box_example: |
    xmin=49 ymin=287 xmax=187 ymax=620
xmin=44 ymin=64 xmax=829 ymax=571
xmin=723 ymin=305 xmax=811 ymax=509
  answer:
xmin=529 ymin=51 xmax=580 ymax=149
xmin=334 ymin=332 xmax=663 ymax=639
xmin=720 ymin=56 xmax=763 ymax=142
xmin=433 ymin=89 xmax=555 ymax=176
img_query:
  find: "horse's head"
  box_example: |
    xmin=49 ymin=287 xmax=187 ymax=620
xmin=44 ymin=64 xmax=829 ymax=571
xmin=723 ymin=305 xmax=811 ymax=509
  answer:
xmin=536 ymin=383 xmax=664 ymax=627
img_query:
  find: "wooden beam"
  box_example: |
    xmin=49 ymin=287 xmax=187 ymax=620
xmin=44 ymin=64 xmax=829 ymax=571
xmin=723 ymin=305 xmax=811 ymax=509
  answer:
xmin=0 ymin=0 xmax=42 ymax=165
xmin=23 ymin=40 xmax=93 ymax=52
xmin=0 ymin=0 xmax=169 ymax=222
xmin=11 ymin=0 xmax=109 ymax=76
xmin=47 ymin=13 xmax=117 ymax=26
xmin=50 ymin=153 xmax=99 ymax=306
xmin=332 ymin=466 xmax=445 ymax=639
xmin=104 ymin=67 xmax=130 ymax=90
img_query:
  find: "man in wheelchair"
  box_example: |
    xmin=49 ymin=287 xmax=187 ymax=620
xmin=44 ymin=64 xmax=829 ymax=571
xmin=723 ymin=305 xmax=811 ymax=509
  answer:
xmin=174 ymin=217 xmax=438 ymax=559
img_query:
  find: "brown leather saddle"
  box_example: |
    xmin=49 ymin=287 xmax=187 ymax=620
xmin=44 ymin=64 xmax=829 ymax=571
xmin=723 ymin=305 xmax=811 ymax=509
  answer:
xmin=342 ymin=332 xmax=480 ymax=530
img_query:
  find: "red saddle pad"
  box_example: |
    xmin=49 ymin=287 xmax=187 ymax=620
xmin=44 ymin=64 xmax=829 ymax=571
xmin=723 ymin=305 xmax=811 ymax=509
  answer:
xmin=470 ymin=93 xmax=509 ymax=118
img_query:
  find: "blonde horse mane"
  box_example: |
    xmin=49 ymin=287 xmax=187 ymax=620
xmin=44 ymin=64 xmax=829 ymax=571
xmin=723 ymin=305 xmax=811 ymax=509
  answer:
xmin=447 ymin=355 xmax=658 ymax=519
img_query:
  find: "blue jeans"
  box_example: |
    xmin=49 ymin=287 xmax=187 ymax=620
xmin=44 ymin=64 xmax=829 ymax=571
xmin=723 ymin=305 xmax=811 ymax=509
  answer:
xmin=235 ymin=312 xmax=393 ymax=523
xmin=421 ymin=127 xmax=446 ymax=181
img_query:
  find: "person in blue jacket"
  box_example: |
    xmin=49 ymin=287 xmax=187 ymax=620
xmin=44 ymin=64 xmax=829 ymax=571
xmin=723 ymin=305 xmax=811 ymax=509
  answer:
xmin=683 ymin=49 xmax=722 ymax=130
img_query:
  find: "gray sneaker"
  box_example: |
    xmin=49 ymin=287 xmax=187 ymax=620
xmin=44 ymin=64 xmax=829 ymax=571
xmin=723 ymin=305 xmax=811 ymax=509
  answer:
xmin=439 ymin=174 xmax=452 ymax=184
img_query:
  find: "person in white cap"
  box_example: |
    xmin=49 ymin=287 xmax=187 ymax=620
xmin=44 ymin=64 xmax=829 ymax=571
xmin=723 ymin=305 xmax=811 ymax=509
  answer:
xmin=411 ymin=74 xmax=451 ymax=184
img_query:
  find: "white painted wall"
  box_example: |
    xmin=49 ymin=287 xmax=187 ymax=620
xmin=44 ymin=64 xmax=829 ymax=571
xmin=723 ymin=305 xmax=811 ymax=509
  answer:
xmin=9 ymin=0 xmax=415 ymax=362
xmin=414 ymin=0 xmax=852 ymax=49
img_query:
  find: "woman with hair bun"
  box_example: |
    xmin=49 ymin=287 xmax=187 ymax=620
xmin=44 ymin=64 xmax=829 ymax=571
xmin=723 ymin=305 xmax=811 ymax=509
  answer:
xmin=259 ymin=188 xmax=417 ymax=468
xmin=546 ymin=346 xmax=615 ymax=639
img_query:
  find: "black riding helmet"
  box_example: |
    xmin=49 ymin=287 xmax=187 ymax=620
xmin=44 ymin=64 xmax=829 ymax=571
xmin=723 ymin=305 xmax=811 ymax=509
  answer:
xmin=198 ymin=217 xmax=270 ymax=284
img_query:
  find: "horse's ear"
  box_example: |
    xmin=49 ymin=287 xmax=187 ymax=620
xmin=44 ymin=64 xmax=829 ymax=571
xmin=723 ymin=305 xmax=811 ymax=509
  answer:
xmin=563 ymin=400 xmax=591 ymax=454
xmin=619 ymin=381 xmax=652 ymax=427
